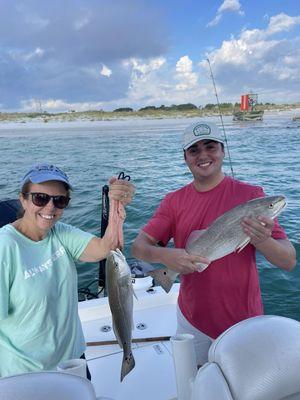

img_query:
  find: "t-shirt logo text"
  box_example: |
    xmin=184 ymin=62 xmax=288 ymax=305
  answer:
xmin=24 ymin=246 xmax=66 ymax=280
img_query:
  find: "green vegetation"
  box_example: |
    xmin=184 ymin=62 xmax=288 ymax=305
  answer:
xmin=0 ymin=101 xmax=299 ymax=123
xmin=138 ymin=103 xmax=198 ymax=112
xmin=113 ymin=107 xmax=133 ymax=112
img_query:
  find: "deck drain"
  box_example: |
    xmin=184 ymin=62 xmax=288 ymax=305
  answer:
xmin=146 ymin=287 xmax=156 ymax=294
xmin=136 ymin=322 xmax=147 ymax=330
xmin=153 ymin=344 xmax=164 ymax=355
xmin=100 ymin=325 xmax=112 ymax=332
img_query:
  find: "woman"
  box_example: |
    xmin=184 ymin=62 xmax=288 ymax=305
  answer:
xmin=0 ymin=163 xmax=135 ymax=378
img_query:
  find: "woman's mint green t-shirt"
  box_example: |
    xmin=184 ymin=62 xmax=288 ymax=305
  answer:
xmin=0 ymin=222 xmax=94 ymax=377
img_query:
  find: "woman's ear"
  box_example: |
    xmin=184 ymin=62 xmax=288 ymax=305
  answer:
xmin=19 ymin=192 xmax=27 ymax=209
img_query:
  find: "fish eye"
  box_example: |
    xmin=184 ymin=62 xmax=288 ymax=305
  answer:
xmin=268 ymin=203 xmax=274 ymax=209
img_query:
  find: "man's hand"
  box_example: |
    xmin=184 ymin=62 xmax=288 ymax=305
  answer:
xmin=161 ymin=248 xmax=210 ymax=274
xmin=241 ymin=215 xmax=274 ymax=246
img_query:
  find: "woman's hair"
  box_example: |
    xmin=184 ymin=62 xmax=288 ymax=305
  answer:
xmin=18 ymin=182 xmax=31 ymax=218
xmin=18 ymin=181 xmax=70 ymax=218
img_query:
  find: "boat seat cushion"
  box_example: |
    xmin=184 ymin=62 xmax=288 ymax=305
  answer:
xmin=0 ymin=371 xmax=97 ymax=400
xmin=191 ymin=362 xmax=233 ymax=400
xmin=0 ymin=199 xmax=21 ymax=227
xmin=207 ymin=315 xmax=300 ymax=400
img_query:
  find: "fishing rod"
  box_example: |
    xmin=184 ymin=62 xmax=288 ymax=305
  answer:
xmin=78 ymin=182 xmax=110 ymax=300
xmin=98 ymin=183 xmax=110 ymax=294
xmin=98 ymin=172 xmax=131 ymax=295
xmin=206 ymin=58 xmax=235 ymax=178
xmin=78 ymin=184 xmax=109 ymax=301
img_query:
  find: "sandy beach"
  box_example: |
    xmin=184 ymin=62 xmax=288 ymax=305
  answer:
xmin=1 ymin=105 xmax=300 ymax=126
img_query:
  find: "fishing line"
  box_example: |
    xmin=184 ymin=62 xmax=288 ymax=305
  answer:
xmin=206 ymin=58 xmax=235 ymax=178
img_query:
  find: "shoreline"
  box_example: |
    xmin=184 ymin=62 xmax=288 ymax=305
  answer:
xmin=0 ymin=105 xmax=300 ymax=125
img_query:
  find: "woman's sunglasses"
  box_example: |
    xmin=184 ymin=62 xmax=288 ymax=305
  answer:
xmin=23 ymin=192 xmax=70 ymax=209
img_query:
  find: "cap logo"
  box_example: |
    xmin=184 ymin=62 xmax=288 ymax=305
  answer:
xmin=193 ymin=123 xmax=211 ymax=137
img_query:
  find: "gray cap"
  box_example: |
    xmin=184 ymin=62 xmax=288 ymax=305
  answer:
xmin=182 ymin=121 xmax=224 ymax=150
xmin=20 ymin=164 xmax=72 ymax=190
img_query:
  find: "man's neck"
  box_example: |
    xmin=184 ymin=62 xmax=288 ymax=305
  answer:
xmin=193 ymin=172 xmax=225 ymax=192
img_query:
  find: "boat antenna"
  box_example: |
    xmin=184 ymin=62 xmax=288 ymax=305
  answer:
xmin=206 ymin=58 xmax=234 ymax=178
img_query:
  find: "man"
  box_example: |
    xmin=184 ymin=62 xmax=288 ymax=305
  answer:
xmin=131 ymin=121 xmax=296 ymax=365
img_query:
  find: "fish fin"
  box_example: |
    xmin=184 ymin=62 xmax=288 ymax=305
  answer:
xmin=186 ymin=229 xmax=206 ymax=251
xmin=147 ymin=268 xmax=178 ymax=293
xmin=196 ymin=262 xmax=210 ymax=272
xmin=236 ymin=237 xmax=250 ymax=253
xmin=121 ymin=352 xmax=135 ymax=382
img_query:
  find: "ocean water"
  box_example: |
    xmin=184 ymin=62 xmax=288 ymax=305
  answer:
xmin=0 ymin=113 xmax=299 ymax=318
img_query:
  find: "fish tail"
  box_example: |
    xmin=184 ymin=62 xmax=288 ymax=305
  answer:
xmin=148 ymin=268 xmax=178 ymax=293
xmin=121 ymin=352 xmax=135 ymax=381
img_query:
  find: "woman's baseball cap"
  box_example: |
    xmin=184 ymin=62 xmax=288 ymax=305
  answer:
xmin=20 ymin=164 xmax=72 ymax=190
xmin=182 ymin=121 xmax=224 ymax=150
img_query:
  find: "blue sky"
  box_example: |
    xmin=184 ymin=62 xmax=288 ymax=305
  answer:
xmin=1 ymin=0 xmax=300 ymax=112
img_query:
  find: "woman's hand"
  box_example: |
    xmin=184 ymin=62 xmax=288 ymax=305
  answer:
xmin=108 ymin=176 xmax=135 ymax=206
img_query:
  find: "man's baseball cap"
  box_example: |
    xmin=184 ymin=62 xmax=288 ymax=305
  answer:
xmin=182 ymin=121 xmax=224 ymax=150
xmin=20 ymin=164 xmax=72 ymax=190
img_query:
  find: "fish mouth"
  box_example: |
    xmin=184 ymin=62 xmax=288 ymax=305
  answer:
xmin=272 ymin=196 xmax=286 ymax=217
xmin=278 ymin=195 xmax=286 ymax=208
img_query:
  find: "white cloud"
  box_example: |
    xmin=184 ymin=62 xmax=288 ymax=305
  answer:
xmin=207 ymin=14 xmax=222 ymax=27
xmin=119 ymin=55 xmax=208 ymax=109
xmin=100 ymin=64 xmax=112 ymax=77
xmin=2 ymin=2 xmax=300 ymax=111
xmin=15 ymin=9 xmax=300 ymax=112
xmin=15 ymin=4 xmax=50 ymax=30
xmin=124 ymin=57 xmax=166 ymax=75
xmin=207 ymin=0 xmax=244 ymax=27
xmin=283 ymin=55 xmax=297 ymax=65
xmin=204 ymin=13 xmax=300 ymax=67
xmin=9 ymin=47 xmax=45 ymax=62
xmin=20 ymin=98 xmax=106 ymax=113
xmin=201 ymin=12 xmax=300 ymax=103
xmin=123 ymin=57 xmax=167 ymax=105
xmin=74 ymin=10 xmax=91 ymax=30
xmin=175 ymin=56 xmax=198 ymax=90
xmin=219 ymin=0 xmax=244 ymax=15
xmin=0 ymin=0 xmax=168 ymax=110
xmin=266 ymin=13 xmax=300 ymax=35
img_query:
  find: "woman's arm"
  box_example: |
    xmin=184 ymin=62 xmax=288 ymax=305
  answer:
xmin=79 ymin=177 xmax=135 ymax=262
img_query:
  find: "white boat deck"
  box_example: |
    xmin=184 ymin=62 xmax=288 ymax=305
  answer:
xmin=79 ymin=282 xmax=179 ymax=400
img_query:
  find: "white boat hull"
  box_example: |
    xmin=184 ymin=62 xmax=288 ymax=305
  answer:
xmin=79 ymin=283 xmax=179 ymax=400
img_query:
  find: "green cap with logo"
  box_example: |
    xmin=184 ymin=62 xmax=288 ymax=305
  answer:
xmin=182 ymin=121 xmax=224 ymax=150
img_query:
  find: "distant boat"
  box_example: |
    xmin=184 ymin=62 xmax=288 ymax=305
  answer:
xmin=233 ymin=94 xmax=264 ymax=121
xmin=233 ymin=109 xmax=264 ymax=121
xmin=292 ymin=115 xmax=300 ymax=121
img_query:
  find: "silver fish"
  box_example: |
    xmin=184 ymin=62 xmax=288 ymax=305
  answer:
xmin=148 ymin=195 xmax=286 ymax=293
xmin=106 ymin=248 xmax=135 ymax=381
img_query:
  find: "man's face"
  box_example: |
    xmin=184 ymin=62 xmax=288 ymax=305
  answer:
xmin=184 ymin=139 xmax=225 ymax=181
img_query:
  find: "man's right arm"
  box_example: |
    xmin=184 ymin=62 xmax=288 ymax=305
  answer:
xmin=131 ymin=230 xmax=209 ymax=274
